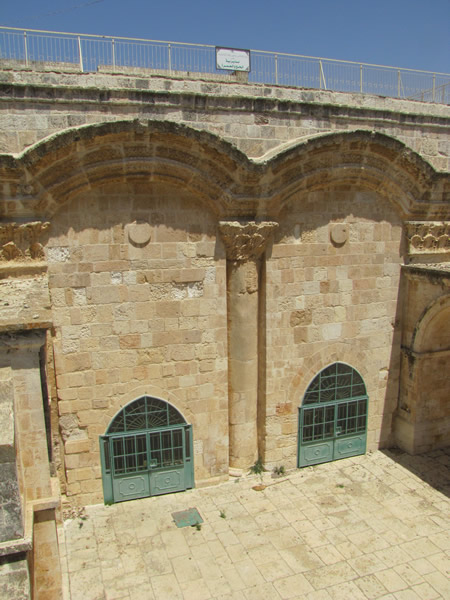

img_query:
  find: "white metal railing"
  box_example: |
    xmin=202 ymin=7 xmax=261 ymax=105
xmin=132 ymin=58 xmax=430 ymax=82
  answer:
xmin=0 ymin=26 xmax=449 ymax=104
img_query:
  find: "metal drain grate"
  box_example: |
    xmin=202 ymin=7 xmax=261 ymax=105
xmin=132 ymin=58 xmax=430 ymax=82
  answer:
xmin=172 ymin=507 xmax=203 ymax=528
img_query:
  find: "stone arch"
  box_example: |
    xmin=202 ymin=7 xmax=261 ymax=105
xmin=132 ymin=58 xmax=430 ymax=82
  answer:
xmin=411 ymin=294 xmax=450 ymax=353
xmin=2 ymin=125 xmax=445 ymax=221
xmin=101 ymin=383 xmax=191 ymax=433
xmin=288 ymin=342 xmax=372 ymax=407
xmin=263 ymin=130 xmax=443 ymax=219
xmin=398 ymin=293 xmax=450 ymax=453
xmin=2 ymin=119 xmax=254 ymax=219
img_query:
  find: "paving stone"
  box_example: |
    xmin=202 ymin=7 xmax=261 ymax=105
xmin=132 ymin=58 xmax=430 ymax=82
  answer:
xmin=326 ymin=580 xmax=368 ymax=599
xmin=60 ymin=451 xmax=450 ymax=600
xmin=303 ymin=560 xmax=359 ymax=590
xmin=179 ymin=578 xmax=212 ymax=600
xmin=273 ymin=572 xmax=314 ymax=598
xmin=243 ymin=581 xmax=282 ymax=599
xmin=423 ymin=571 xmax=450 ymax=597
xmin=375 ymin=568 xmax=408 ymax=593
xmin=150 ymin=573 xmax=183 ymax=600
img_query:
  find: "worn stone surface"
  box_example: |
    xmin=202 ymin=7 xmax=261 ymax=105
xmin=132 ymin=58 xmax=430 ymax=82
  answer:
xmin=59 ymin=450 xmax=450 ymax=600
xmin=0 ymin=377 xmax=23 ymax=544
xmin=0 ymin=463 xmax=23 ymax=543
xmin=0 ymin=331 xmax=62 ymax=599
xmin=0 ymin=553 xmax=30 ymax=600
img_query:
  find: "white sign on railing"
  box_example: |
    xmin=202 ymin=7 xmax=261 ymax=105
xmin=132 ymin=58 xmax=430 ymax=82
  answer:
xmin=216 ymin=47 xmax=251 ymax=72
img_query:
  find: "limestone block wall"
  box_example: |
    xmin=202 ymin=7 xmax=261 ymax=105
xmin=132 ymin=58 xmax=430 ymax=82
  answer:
xmin=46 ymin=182 xmax=228 ymax=505
xmin=264 ymin=189 xmax=404 ymax=467
xmin=395 ymin=266 xmax=450 ymax=454
xmin=0 ymin=331 xmax=62 ymax=600
xmin=0 ymin=68 xmax=449 ymax=172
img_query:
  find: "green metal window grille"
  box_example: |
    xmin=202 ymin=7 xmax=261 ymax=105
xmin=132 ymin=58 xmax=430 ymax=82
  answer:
xmin=112 ymin=434 xmax=148 ymax=475
xmin=107 ymin=396 xmax=186 ymax=434
xmin=301 ymin=399 xmax=368 ymax=443
xmin=303 ymin=363 xmax=366 ymax=405
xmin=149 ymin=429 xmax=184 ymax=468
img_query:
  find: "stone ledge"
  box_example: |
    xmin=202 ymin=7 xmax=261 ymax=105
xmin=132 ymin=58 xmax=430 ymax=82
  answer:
xmin=0 ymin=495 xmax=60 ymax=558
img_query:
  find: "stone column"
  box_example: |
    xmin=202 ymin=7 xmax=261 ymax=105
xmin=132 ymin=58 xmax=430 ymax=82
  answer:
xmin=219 ymin=221 xmax=278 ymax=475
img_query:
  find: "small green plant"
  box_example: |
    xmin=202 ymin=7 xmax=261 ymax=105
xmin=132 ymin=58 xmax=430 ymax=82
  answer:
xmin=336 ymin=483 xmax=345 ymax=489
xmin=219 ymin=510 xmax=226 ymax=519
xmin=273 ymin=465 xmax=286 ymax=477
xmin=195 ymin=523 xmax=202 ymax=531
xmin=250 ymin=457 xmax=266 ymax=483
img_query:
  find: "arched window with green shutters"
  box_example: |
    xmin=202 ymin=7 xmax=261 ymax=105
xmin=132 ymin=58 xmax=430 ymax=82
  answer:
xmin=100 ymin=396 xmax=194 ymax=504
xmin=298 ymin=363 xmax=368 ymax=467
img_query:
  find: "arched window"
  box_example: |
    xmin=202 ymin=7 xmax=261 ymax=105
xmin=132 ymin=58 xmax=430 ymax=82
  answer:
xmin=107 ymin=395 xmax=186 ymax=434
xmin=303 ymin=362 xmax=367 ymax=405
xmin=298 ymin=363 xmax=368 ymax=467
xmin=100 ymin=396 xmax=193 ymax=504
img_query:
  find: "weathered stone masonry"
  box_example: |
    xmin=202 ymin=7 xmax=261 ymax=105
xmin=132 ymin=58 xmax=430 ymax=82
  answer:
xmin=0 ymin=65 xmax=449 ymax=597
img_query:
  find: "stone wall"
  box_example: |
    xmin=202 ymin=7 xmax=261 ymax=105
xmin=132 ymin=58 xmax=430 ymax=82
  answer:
xmin=0 ymin=68 xmax=449 ymax=172
xmin=47 ymin=183 xmax=228 ymax=504
xmin=395 ymin=265 xmax=450 ymax=454
xmin=0 ymin=65 xmax=448 ymax=508
xmin=264 ymin=189 xmax=404 ymax=466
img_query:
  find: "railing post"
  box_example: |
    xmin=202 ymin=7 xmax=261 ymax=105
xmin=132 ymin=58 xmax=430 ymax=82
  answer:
xmin=168 ymin=43 xmax=171 ymax=73
xmin=397 ymin=69 xmax=401 ymax=97
xmin=319 ymin=60 xmax=326 ymax=90
xmin=360 ymin=63 xmax=363 ymax=93
xmin=112 ymin=38 xmax=115 ymax=72
xmin=77 ymin=35 xmax=84 ymax=72
xmin=24 ymin=31 xmax=28 ymax=66
xmin=275 ymin=54 xmax=278 ymax=85
xmin=432 ymin=74 xmax=436 ymax=102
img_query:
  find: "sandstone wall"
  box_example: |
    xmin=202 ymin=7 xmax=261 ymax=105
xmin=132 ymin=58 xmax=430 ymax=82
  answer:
xmin=46 ymin=182 xmax=228 ymax=504
xmin=264 ymin=189 xmax=404 ymax=466
xmin=0 ymin=66 xmax=448 ymax=506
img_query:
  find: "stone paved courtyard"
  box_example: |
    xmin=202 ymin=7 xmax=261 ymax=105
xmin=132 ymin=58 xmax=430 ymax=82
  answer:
xmin=58 ymin=449 xmax=450 ymax=600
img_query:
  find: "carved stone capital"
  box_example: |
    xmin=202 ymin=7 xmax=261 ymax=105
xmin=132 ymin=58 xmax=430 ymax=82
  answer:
xmin=405 ymin=221 xmax=450 ymax=255
xmin=218 ymin=221 xmax=278 ymax=262
xmin=0 ymin=221 xmax=50 ymax=262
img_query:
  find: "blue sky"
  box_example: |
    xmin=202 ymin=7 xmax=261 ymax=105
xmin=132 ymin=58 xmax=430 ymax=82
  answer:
xmin=1 ymin=0 xmax=449 ymax=73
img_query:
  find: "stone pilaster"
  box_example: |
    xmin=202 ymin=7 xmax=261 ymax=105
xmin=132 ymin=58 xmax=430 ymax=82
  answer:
xmin=219 ymin=221 xmax=278 ymax=474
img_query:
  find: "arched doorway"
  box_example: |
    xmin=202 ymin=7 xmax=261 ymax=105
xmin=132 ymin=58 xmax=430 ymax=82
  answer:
xmin=298 ymin=363 xmax=368 ymax=467
xmin=100 ymin=396 xmax=194 ymax=504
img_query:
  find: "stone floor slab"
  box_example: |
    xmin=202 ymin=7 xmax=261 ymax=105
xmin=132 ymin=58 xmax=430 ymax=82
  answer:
xmin=60 ymin=449 xmax=450 ymax=600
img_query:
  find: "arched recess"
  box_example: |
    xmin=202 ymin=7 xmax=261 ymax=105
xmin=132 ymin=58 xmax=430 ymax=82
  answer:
xmin=1 ymin=125 xmax=445 ymax=221
xmin=100 ymin=395 xmax=194 ymax=504
xmin=1 ymin=119 xmax=255 ymax=220
xmin=298 ymin=362 xmax=368 ymax=467
xmin=412 ymin=295 xmax=450 ymax=353
xmin=405 ymin=295 xmax=450 ymax=453
xmin=262 ymin=130 xmax=444 ymax=220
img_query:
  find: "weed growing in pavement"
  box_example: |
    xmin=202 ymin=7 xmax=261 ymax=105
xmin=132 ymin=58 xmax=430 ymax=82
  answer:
xmin=273 ymin=465 xmax=286 ymax=477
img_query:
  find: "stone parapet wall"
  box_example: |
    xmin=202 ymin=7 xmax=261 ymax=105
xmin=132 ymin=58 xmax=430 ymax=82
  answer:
xmin=0 ymin=68 xmax=448 ymax=172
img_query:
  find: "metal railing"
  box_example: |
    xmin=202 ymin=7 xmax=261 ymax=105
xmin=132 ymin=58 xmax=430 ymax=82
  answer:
xmin=0 ymin=26 xmax=449 ymax=104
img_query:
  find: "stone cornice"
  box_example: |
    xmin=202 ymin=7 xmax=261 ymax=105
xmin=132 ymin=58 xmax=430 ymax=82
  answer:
xmin=0 ymin=221 xmax=50 ymax=261
xmin=218 ymin=221 xmax=279 ymax=262
xmin=405 ymin=221 xmax=450 ymax=255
